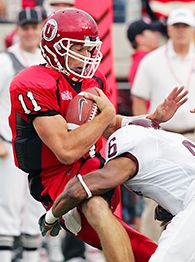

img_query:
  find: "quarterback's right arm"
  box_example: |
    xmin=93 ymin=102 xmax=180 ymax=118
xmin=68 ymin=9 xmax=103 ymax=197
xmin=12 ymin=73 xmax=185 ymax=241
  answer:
xmin=11 ymin=72 xmax=115 ymax=166
xmin=33 ymin=88 xmax=115 ymax=165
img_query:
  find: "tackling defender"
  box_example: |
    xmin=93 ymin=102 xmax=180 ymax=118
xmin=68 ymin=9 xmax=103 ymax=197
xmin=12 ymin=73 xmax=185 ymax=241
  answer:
xmin=45 ymin=100 xmax=195 ymax=261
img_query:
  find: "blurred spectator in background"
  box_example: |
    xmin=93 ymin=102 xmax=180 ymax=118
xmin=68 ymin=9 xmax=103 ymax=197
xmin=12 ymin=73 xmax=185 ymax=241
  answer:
xmin=131 ymin=7 xmax=195 ymax=242
xmin=132 ymin=8 xmax=195 ymax=138
xmin=127 ymin=18 xmax=161 ymax=86
xmin=0 ymin=8 xmax=45 ymax=262
xmin=121 ymin=17 xmax=161 ymax=231
xmin=4 ymin=6 xmax=47 ymax=48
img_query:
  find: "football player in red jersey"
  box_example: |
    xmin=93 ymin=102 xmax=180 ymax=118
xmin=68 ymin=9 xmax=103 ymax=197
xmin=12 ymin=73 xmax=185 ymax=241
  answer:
xmin=9 ymin=8 xmax=188 ymax=262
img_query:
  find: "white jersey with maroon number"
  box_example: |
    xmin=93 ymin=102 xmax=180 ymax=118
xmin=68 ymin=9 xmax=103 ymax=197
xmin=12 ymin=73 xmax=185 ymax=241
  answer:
xmin=106 ymin=125 xmax=195 ymax=216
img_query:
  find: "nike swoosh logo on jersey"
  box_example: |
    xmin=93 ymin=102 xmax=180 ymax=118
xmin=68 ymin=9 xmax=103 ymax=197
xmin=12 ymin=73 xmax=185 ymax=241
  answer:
xmin=78 ymin=98 xmax=88 ymax=121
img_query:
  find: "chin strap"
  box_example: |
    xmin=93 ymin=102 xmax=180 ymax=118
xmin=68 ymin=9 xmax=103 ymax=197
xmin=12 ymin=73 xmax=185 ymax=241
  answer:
xmin=77 ymin=174 xmax=92 ymax=199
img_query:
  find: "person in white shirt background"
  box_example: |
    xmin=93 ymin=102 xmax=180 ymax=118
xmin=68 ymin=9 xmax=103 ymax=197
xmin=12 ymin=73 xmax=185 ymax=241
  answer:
xmin=0 ymin=8 xmax=46 ymax=262
xmin=132 ymin=8 xmax=195 ymax=141
xmin=130 ymin=7 xmax=195 ymax=243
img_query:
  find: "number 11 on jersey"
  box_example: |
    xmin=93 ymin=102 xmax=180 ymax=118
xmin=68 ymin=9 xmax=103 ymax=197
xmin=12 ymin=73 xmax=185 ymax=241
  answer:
xmin=18 ymin=91 xmax=41 ymax=114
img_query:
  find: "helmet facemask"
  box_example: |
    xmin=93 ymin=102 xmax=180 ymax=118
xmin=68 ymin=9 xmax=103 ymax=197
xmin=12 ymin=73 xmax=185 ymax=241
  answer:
xmin=53 ymin=37 xmax=102 ymax=81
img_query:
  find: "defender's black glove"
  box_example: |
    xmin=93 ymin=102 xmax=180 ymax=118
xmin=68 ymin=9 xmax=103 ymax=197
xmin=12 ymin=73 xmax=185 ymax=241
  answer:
xmin=38 ymin=213 xmax=61 ymax=237
xmin=154 ymin=205 xmax=173 ymax=227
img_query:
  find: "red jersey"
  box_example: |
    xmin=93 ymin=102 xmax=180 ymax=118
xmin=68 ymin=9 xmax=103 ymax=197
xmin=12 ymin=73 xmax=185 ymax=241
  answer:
xmin=9 ymin=65 xmax=109 ymax=206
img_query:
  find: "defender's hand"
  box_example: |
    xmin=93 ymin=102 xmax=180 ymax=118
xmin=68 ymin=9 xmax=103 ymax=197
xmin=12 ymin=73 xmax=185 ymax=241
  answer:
xmin=149 ymin=86 xmax=188 ymax=123
xmin=38 ymin=213 xmax=61 ymax=237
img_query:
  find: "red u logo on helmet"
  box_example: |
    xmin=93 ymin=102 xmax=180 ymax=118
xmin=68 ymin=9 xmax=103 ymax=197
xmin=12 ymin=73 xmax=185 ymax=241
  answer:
xmin=42 ymin=19 xmax=58 ymax=42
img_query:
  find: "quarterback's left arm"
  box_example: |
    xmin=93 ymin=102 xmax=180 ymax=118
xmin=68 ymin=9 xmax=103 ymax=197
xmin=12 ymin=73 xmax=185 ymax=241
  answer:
xmin=103 ymin=86 xmax=188 ymax=138
xmin=42 ymin=156 xmax=136 ymax=226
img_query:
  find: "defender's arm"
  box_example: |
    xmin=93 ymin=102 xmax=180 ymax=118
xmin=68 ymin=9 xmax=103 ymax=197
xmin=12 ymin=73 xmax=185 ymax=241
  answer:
xmin=46 ymin=156 xmax=136 ymax=220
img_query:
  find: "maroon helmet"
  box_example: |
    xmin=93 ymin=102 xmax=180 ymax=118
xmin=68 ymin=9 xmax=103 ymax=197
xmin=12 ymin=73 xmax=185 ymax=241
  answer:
xmin=40 ymin=8 xmax=102 ymax=82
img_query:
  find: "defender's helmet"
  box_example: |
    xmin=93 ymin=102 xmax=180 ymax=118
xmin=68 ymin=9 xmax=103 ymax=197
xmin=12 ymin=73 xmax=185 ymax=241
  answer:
xmin=40 ymin=8 xmax=102 ymax=82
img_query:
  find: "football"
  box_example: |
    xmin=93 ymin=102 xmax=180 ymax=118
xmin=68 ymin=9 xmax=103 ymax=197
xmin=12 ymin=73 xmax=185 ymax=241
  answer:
xmin=66 ymin=88 xmax=99 ymax=129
